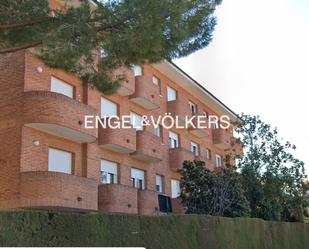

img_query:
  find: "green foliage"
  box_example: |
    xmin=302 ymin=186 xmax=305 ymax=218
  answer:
xmin=0 ymin=0 xmax=222 ymax=94
xmin=0 ymin=211 xmax=308 ymax=249
xmin=178 ymin=160 xmax=251 ymax=217
xmin=236 ymin=114 xmax=307 ymax=222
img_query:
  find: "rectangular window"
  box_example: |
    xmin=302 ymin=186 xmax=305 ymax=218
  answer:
xmin=101 ymin=97 xmax=117 ymax=118
xmin=171 ymin=179 xmax=181 ymax=198
xmin=191 ymin=142 xmax=199 ymax=156
xmin=100 ymin=49 xmax=108 ymax=58
xmin=48 ymin=148 xmax=72 ymax=174
xmin=169 ymin=131 xmax=179 ymax=148
xmin=154 ymin=125 xmax=162 ymax=138
xmin=189 ymin=101 xmax=197 ymax=114
xmin=156 ymin=175 xmax=164 ymax=193
xmin=100 ymin=160 xmax=118 ymax=184
xmin=131 ymin=168 xmax=145 ymax=190
xmin=133 ymin=65 xmax=142 ymax=76
xmin=216 ymin=154 xmax=222 ymax=167
xmin=167 ymin=86 xmax=177 ymax=101
xmin=205 ymin=149 xmax=211 ymax=160
xmin=51 ymin=77 xmax=73 ymax=98
xmin=152 ymin=75 xmax=160 ymax=85
xmin=130 ymin=112 xmax=143 ymax=131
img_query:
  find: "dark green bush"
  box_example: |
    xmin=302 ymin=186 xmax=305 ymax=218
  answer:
xmin=0 ymin=212 xmax=308 ymax=248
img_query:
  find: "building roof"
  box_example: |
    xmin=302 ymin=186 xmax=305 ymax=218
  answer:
xmin=153 ymin=60 xmax=239 ymax=121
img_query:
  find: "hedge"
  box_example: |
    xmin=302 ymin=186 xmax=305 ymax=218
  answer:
xmin=0 ymin=211 xmax=308 ymax=248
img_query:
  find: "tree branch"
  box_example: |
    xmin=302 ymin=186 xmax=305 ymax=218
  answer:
xmin=0 ymin=41 xmax=42 ymax=54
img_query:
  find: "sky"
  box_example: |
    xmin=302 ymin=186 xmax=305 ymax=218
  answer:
xmin=174 ymin=0 xmax=309 ymax=175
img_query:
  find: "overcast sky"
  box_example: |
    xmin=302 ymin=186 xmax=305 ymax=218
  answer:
xmin=174 ymin=0 xmax=309 ymax=175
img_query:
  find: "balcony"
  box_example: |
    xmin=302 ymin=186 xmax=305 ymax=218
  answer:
xmin=129 ymin=75 xmax=160 ymax=110
xmin=171 ymin=197 xmax=186 ymax=214
xmin=212 ymin=129 xmax=232 ymax=150
xmin=131 ymin=131 xmax=163 ymax=162
xmin=167 ymin=99 xmax=191 ymax=127
xmin=98 ymin=185 xmax=161 ymax=215
xmin=230 ymin=137 xmax=243 ymax=156
xmin=169 ymin=147 xmax=195 ymax=171
xmin=19 ymin=171 xmax=98 ymax=212
xmin=22 ymin=91 xmax=97 ymax=143
xmin=98 ymin=184 xmax=138 ymax=214
xmin=137 ymin=189 xmax=160 ymax=215
xmin=98 ymin=121 xmax=136 ymax=154
xmin=112 ymin=67 xmax=135 ymax=96
xmin=188 ymin=115 xmax=209 ymax=138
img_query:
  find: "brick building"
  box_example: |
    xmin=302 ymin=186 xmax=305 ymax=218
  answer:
xmin=0 ymin=0 xmax=242 ymax=215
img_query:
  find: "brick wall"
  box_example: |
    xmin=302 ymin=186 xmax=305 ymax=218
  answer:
xmin=0 ymin=50 xmax=238 ymax=214
xmin=0 ymin=51 xmax=25 ymax=210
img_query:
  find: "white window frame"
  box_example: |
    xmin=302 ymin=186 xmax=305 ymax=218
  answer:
xmin=48 ymin=148 xmax=72 ymax=174
xmin=51 ymin=77 xmax=73 ymax=98
xmin=154 ymin=125 xmax=161 ymax=138
xmin=189 ymin=101 xmax=197 ymax=114
xmin=169 ymin=131 xmax=179 ymax=149
xmin=152 ymin=75 xmax=160 ymax=85
xmin=100 ymin=160 xmax=118 ymax=184
xmin=167 ymin=86 xmax=177 ymax=102
xmin=191 ymin=142 xmax=199 ymax=156
xmin=100 ymin=97 xmax=118 ymax=118
xmin=156 ymin=175 xmax=164 ymax=193
xmin=133 ymin=65 xmax=142 ymax=76
xmin=171 ymin=179 xmax=181 ymax=198
xmin=130 ymin=112 xmax=143 ymax=131
xmin=131 ymin=168 xmax=145 ymax=190
xmin=215 ymin=154 xmax=222 ymax=167
xmin=205 ymin=149 xmax=211 ymax=160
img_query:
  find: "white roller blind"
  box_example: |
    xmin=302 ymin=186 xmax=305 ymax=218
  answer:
xmin=130 ymin=112 xmax=143 ymax=131
xmin=101 ymin=160 xmax=118 ymax=175
xmin=48 ymin=148 xmax=72 ymax=174
xmin=51 ymin=77 xmax=73 ymax=98
xmin=171 ymin=179 xmax=180 ymax=198
xmin=169 ymin=131 xmax=179 ymax=148
xmin=191 ymin=142 xmax=199 ymax=156
xmin=131 ymin=168 xmax=145 ymax=180
xmin=167 ymin=86 xmax=176 ymax=101
xmin=101 ymin=97 xmax=117 ymax=118
xmin=216 ymin=154 xmax=222 ymax=167
xmin=156 ymin=175 xmax=163 ymax=193
xmin=133 ymin=65 xmax=142 ymax=76
xmin=131 ymin=168 xmax=145 ymax=189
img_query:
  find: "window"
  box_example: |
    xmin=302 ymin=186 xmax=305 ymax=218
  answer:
xmin=100 ymin=160 xmax=118 ymax=184
xmin=191 ymin=142 xmax=199 ymax=156
xmin=215 ymin=154 xmax=222 ymax=167
xmin=100 ymin=49 xmax=108 ymax=58
xmin=169 ymin=131 xmax=179 ymax=148
xmin=131 ymin=168 xmax=145 ymax=190
xmin=133 ymin=65 xmax=142 ymax=76
xmin=154 ymin=125 xmax=162 ymax=138
xmin=101 ymin=97 xmax=117 ymax=118
xmin=152 ymin=75 xmax=160 ymax=85
xmin=205 ymin=149 xmax=211 ymax=160
xmin=171 ymin=179 xmax=181 ymax=198
xmin=167 ymin=86 xmax=176 ymax=101
xmin=48 ymin=148 xmax=72 ymax=174
xmin=189 ymin=101 xmax=197 ymax=114
xmin=130 ymin=112 xmax=143 ymax=131
xmin=51 ymin=77 xmax=73 ymax=98
xmin=156 ymin=175 xmax=164 ymax=193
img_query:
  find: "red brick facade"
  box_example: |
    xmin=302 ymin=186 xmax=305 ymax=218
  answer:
xmin=0 ymin=48 xmax=241 ymax=215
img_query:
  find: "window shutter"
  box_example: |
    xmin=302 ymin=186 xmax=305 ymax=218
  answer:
xmin=51 ymin=77 xmax=73 ymax=98
xmin=48 ymin=148 xmax=72 ymax=174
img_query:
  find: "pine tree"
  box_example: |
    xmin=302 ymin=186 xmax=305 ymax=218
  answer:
xmin=0 ymin=0 xmax=222 ymax=94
